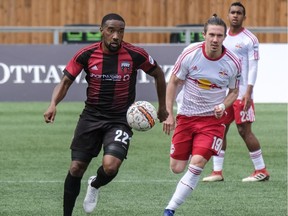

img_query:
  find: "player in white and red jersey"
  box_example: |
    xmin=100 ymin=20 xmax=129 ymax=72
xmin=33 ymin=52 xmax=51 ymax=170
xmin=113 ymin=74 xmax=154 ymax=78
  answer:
xmin=162 ymin=15 xmax=241 ymax=216
xmin=203 ymin=1 xmax=270 ymax=183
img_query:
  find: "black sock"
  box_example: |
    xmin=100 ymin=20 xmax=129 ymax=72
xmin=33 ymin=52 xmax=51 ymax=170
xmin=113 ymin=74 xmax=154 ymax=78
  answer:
xmin=91 ymin=166 xmax=118 ymax=189
xmin=63 ymin=171 xmax=82 ymax=216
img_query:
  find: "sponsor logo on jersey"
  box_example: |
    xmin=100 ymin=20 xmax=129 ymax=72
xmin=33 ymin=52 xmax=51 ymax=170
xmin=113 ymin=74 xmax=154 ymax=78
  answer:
xmin=191 ymin=78 xmax=222 ymax=90
xmin=90 ymin=73 xmax=130 ymax=81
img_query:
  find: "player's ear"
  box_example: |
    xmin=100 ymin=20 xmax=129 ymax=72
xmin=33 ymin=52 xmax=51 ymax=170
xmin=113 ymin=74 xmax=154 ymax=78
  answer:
xmin=202 ymin=32 xmax=205 ymax=39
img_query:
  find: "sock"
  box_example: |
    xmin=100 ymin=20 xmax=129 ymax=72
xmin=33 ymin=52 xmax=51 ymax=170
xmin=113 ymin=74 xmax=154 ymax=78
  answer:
xmin=63 ymin=171 xmax=82 ymax=216
xmin=91 ymin=165 xmax=118 ymax=189
xmin=166 ymin=165 xmax=203 ymax=211
xmin=249 ymin=149 xmax=265 ymax=170
xmin=213 ymin=150 xmax=225 ymax=171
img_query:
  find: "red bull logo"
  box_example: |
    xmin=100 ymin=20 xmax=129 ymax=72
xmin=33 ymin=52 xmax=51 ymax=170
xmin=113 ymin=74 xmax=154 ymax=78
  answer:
xmin=191 ymin=78 xmax=222 ymax=90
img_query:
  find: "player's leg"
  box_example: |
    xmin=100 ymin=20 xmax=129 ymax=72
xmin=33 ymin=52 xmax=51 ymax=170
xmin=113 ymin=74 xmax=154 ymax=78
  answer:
xmin=202 ymin=105 xmax=235 ymax=182
xmin=63 ymin=152 xmax=91 ymax=216
xmin=233 ymin=100 xmax=269 ymax=181
xmin=163 ymin=116 xmax=194 ymax=216
xmin=164 ymin=154 xmax=208 ymax=216
xmin=63 ymin=109 xmax=100 ymax=216
xmin=164 ymin=117 xmax=225 ymax=215
xmin=92 ymin=124 xmax=132 ymax=187
xmin=83 ymin=124 xmax=132 ymax=213
xmin=83 ymin=155 xmax=123 ymax=213
xmin=236 ymin=122 xmax=270 ymax=182
xmin=202 ymin=125 xmax=229 ymax=182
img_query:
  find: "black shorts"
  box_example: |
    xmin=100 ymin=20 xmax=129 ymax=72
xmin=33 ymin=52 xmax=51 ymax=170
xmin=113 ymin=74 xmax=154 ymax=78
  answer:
xmin=70 ymin=108 xmax=133 ymax=163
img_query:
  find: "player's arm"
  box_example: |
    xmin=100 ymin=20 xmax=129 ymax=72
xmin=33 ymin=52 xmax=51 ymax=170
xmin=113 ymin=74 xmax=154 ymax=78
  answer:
xmin=43 ymin=75 xmax=73 ymax=123
xmin=224 ymin=87 xmax=239 ymax=108
xmin=149 ymin=65 xmax=168 ymax=123
xmin=243 ymin=59 xmax=258 ymax=110
xmin=214 ymin=87 xmax=239 ymax=119
xmin=163 ymin=74 xmax=183 ymax=135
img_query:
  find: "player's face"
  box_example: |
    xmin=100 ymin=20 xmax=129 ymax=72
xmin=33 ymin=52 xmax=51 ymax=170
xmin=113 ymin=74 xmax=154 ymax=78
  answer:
xmin=203 ymin=25 xmax=226 ymax=58
xmin=228 ymin=6 xmax=246 ymax=28
xmin=101 ymin=20 xmax=125 ymax=53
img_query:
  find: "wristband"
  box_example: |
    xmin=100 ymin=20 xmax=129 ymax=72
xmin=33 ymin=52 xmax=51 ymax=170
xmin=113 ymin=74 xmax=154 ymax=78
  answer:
xmin=219 ymin=103 xmax=225 ymax=111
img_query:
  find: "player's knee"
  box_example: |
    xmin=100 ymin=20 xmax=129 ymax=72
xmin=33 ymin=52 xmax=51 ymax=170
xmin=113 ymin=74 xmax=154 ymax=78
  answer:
xmin=102 ymin=155 xmax=122 ymax=176
xmin=237 ymin=123 xmax=252 ymax=138
xmin=103 ymin=162 xmax=120 ymax=176
xmin=238 ymin=127 xmax=246 ymax=137
xmin=69 ymin=161 xmax=88 ymax=177
xmin=170 ymin=163 xmax=186 ymax=174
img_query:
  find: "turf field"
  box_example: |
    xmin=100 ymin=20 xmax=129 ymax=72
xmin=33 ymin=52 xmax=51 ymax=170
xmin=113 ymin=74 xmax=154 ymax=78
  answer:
xmin=0 ymin=102 xmax=287 ymax=216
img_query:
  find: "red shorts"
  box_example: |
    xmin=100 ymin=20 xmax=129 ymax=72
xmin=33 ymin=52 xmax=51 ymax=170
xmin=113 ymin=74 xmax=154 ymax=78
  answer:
xmin=170 ymin=115 xmax=226 ymax=161
xmin=223 ymin=99 xmax=256 ymax=125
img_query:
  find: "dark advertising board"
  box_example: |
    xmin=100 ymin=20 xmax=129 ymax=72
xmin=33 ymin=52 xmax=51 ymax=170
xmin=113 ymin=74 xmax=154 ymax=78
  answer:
xmin=0 ymin=44 xmax=185 ymax=102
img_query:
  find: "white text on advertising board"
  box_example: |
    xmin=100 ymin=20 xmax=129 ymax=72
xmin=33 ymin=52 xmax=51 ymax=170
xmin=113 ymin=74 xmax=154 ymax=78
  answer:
xmin=0 ymin=63 xmax=173 ymax=84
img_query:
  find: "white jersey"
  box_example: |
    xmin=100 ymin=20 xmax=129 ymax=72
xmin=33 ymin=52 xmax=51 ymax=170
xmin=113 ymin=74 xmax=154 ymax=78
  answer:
xmin=224 ymin=28 xmax=259 ymax=99
xmin=173 ymin=42 xmax=241 ymax=116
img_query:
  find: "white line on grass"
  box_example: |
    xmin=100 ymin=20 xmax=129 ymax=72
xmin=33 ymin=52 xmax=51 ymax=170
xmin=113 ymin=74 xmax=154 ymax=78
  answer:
xmin=0 ymin=179 xmax=177 ymax=183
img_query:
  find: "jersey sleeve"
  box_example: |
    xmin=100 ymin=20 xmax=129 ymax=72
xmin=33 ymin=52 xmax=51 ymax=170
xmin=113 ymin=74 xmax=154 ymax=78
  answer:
xmin=247 ymin=36 xmax=259 ymax=85
xmin=228 ymin=63 xmax=241 ymax=89
xmin=63 ymin=48 xmax=88 ymax=80
xmin=171 ymin=45 xmax=195 ymax=80
xmin=248 ymin=35 xmax=259 ymax=61
xmin=225 ymin=49 xmax=242 ymax=89
xmin=136 ymin=48 xmax=158 ymax=74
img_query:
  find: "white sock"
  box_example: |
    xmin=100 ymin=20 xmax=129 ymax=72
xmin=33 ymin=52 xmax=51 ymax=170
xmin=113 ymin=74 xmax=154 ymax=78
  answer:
xmin=213 ymin=150 xmax=225 ymax=171
xmin=249 ymin=149 xmax=265 ymax=170
xmin=166 ymin=165 xmax=203 ymax=210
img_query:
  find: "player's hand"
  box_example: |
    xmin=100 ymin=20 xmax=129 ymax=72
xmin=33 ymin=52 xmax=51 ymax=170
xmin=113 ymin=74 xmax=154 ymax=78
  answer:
xmin=157 ymin=106 xmax=169 ymax=123
xmin=163 ymin=114 xmax=175 ymax=135
xmin=214 ymin=103 xmax=225 ymax=119
xmin=44 ymin=105 xmax=57 ymax=123
xmin=242 ymin=95 xmax=252 ymax=111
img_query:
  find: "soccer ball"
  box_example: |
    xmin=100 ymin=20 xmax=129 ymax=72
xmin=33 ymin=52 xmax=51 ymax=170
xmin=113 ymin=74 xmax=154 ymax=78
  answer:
xmin=126 ymin=101 xmax=157 ymax=131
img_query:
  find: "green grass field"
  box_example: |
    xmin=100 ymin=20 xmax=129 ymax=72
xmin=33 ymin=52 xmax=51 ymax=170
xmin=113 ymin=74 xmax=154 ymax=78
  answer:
xmin=0 ymin=102 xmax=287 ymax=216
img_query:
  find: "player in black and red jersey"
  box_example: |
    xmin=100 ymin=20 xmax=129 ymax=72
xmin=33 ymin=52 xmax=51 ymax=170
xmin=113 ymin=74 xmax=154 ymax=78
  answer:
xmin=44 ymin=13 xmax=168 ymax=216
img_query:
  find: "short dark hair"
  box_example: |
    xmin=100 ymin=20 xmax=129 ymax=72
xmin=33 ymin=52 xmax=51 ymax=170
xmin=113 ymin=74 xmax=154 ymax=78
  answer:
xmin=101 ymin=13 xmax=125 ymax=27
xmin=230 ymin=1 xmax=246 ymax=16
xmin=203 ymin=14 xmax=227 ymax=34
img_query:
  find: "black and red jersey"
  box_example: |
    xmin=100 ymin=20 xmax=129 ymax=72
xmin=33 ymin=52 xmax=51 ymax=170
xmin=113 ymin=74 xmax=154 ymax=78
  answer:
xmin=64 ymin=41 xmax=157 ymax=118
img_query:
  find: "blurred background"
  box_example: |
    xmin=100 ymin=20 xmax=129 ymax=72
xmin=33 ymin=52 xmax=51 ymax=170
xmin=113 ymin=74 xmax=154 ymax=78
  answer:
xmin=0 ymin=0 xmax=287 ymax=103
xmin=0 ymin=0 xmax=286 ymax=44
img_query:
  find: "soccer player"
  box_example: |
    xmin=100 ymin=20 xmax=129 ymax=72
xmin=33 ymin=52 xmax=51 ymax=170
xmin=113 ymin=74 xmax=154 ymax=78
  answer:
xmin=162 ymin=15 xmax=241 ymax=216
xmin=202 ymin=1 xmax=270 ymax=183
xmin=43 ymin=13 xmax=168 ymax=216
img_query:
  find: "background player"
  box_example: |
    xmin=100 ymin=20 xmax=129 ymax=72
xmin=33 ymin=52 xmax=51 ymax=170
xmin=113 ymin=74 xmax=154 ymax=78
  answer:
xmin=202 ymin=1 xmax=269 ymax=182
xmin=44 ymin=13 xmax=168 ymax=216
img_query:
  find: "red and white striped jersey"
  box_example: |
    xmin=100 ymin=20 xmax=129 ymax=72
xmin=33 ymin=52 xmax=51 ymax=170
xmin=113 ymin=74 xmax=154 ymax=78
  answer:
xmin=173 ymin=42 xmax=241 ymax=116
xmin=224 ymin=28 xmax=259 ymax=99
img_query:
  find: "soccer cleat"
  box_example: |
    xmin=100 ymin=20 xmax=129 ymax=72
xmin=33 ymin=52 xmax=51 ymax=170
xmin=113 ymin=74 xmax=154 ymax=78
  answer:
xmin=242 ymin=169 xmax=270 ymax=182
xmin=83 ymin=176 xmax=99 ymax=213
xmin=202 ymin=171 xmax=224 ymax=182
xmin=163 ymin=209 xmax=175 ymax=216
